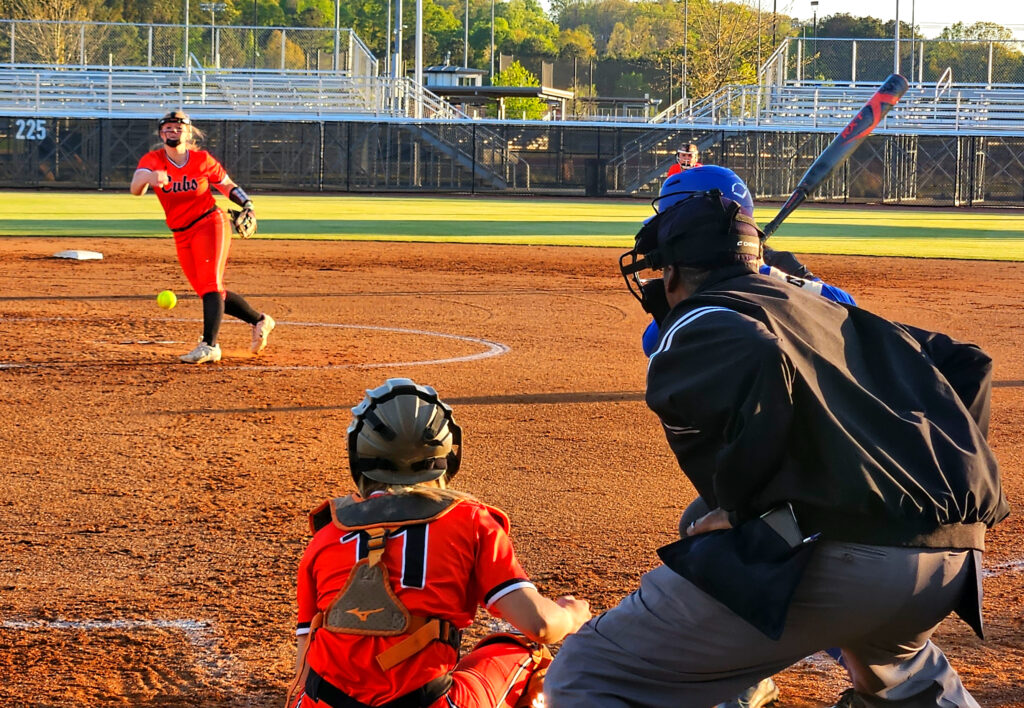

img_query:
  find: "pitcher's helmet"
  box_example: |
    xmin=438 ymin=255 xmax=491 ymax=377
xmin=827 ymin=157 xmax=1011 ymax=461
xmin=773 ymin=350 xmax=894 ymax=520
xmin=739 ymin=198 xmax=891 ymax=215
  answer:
xmin=656 ymin=165 xmax=754 ymax=216
xmin=158 ymin=110 xmax=192 ymax=129
xmin=348 ymin=378 xmax=462 ymax=486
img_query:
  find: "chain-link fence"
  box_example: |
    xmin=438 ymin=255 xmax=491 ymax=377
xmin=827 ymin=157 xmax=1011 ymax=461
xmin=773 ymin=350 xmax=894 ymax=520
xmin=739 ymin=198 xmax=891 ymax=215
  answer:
xmin=2 ymin=115 xmax=1022 ymax=206
xmin=0 ymin=19 xmax=378 ymax=76
xmin=774 ymin=36 xmax=1024 ymax=86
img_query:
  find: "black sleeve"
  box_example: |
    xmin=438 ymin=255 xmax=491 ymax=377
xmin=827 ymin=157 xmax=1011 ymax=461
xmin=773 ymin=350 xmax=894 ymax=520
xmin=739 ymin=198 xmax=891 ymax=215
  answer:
xmin=229 ymin=185 xmax=254 ymax=209
xmin=763 ymin=247 xmax=814 ymax=280
xmin=646 ymin=308 xmax=795 ymax=521
xmin=897 ymin=323 xmax=994 ymax=438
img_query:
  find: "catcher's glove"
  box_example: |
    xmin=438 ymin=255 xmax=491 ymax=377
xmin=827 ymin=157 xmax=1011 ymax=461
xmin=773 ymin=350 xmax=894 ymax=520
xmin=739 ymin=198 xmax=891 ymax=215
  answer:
xmin=229 ymin=207 xmax=257 ymax=239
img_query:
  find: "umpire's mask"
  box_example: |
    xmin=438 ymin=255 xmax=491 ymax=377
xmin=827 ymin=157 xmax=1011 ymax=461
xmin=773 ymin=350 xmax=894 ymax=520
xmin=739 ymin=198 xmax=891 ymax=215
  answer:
xmin=619 ymin=190 xmax=763 ymax=310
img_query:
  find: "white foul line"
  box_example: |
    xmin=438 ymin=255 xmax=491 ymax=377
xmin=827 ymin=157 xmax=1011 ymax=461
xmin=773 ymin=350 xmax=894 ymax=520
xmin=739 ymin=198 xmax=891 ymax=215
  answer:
xmin=982 ymin=558 xmax=1024 ymax=577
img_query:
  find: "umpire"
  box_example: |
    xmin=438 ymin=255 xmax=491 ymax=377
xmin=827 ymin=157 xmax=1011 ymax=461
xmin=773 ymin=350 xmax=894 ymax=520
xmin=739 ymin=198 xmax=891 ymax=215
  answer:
xmin=544 ymin=191 xmax=1009 ymax=708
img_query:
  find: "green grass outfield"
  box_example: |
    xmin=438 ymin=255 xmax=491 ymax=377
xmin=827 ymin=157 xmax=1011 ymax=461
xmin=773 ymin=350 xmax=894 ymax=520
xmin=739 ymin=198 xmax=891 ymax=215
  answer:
xmin=2 ymin=191 xmax=1022 ymax=261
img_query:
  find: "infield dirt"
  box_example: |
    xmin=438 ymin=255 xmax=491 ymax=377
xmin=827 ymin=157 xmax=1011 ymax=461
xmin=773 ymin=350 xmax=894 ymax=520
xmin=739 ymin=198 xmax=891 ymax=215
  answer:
xmin=1 ymin=237 xmax=1022 ymax=706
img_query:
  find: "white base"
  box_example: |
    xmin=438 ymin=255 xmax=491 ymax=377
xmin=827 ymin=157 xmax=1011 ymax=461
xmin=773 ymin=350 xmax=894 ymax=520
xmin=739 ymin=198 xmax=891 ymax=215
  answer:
xmin=53 ymin=249 xmax=103 ymax=261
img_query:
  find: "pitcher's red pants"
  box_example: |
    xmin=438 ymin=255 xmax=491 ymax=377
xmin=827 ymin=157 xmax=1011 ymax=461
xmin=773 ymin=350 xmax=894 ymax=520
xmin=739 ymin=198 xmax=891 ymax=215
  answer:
xmin=173 ymin=209 xmax=231 ymax=297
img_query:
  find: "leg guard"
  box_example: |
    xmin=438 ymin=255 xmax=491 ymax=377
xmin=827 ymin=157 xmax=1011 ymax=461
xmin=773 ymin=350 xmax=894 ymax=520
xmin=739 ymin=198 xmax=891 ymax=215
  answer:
xmin=446 ymin=633 xmax=552 ymax=708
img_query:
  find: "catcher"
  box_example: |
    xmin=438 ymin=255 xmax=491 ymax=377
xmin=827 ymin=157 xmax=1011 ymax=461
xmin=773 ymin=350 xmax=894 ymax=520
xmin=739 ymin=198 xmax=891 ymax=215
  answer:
xmin=130 ymin=110 xmax=274 ymax=364
xmin=287 ymin=378 xmax=591 ymax=708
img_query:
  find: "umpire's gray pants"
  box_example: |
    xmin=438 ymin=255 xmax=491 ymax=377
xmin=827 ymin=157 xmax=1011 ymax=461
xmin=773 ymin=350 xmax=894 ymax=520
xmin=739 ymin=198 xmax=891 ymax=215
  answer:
xmin=544 ymin=542 xmax=978 ymax=708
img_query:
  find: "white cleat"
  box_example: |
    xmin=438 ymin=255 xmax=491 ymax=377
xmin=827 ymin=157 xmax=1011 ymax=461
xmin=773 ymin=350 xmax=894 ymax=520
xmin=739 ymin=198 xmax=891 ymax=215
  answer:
xmin=180 ymin=342 xmax=222 ymax=364
xmin=251 ymin=314 xmax=275 ymax=354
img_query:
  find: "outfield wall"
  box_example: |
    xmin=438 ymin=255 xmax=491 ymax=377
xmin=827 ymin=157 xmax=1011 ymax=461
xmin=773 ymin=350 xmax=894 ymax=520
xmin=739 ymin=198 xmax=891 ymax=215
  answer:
xmin=2 ymin=115 xmax=1023 ymax=207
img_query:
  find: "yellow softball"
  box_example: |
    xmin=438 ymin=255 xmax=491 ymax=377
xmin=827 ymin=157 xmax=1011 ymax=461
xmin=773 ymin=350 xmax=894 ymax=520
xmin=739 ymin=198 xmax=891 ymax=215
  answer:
xmin=156 ymin=290 xmax=177 ymax=310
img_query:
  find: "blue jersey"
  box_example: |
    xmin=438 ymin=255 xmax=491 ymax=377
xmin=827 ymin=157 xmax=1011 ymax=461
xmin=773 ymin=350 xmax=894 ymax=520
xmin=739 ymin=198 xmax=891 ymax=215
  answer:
xmin=641 ymin=265 xmax=856 ymax=357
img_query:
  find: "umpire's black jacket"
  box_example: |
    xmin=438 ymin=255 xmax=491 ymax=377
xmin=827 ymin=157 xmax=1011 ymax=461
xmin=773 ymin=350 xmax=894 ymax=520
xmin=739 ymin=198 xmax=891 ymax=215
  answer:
xmin=646 ymin=265 xmax=1009 ymax=551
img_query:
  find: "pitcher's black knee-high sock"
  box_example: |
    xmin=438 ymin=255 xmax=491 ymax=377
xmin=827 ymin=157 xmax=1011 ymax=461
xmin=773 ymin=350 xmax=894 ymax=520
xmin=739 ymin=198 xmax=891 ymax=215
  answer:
xmin=202 ymin=291 xmax=225 ymax=345
xmin=224 ymin=290 xmax=261 ymax=325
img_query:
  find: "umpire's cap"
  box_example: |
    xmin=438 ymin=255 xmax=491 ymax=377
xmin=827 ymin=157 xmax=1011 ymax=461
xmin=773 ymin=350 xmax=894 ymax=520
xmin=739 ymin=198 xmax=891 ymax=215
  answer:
xmin=621 ymin=190 xmax=762 ymax=289
xmin=348 ymin=378 xmax=462 ymax=486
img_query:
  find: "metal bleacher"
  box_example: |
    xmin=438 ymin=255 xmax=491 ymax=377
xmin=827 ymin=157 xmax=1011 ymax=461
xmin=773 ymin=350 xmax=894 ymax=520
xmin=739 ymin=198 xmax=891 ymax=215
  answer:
xmin=609 ymin=36 xmax=1024 ymax=193
xmin=650 ymin=82 xmax=1024 ymax=134
xmin=0 ymin=65 xmax=406 ymax=118
xmin=0 ymin=18 xmax=531 ymax=188
xmin=650 ymin=37 xmax=1024 ymax=134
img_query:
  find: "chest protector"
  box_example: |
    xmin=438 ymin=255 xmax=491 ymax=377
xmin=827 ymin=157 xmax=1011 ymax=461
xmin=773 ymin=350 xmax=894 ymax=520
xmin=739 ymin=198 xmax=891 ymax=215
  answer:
xmin=308 ymin=493 xmax=465 ymax=671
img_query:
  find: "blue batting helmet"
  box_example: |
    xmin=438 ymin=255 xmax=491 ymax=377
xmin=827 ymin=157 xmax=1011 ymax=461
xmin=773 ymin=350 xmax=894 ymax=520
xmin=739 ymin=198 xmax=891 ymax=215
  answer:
xmin=655 ymin=165 xmax=754 ymax=216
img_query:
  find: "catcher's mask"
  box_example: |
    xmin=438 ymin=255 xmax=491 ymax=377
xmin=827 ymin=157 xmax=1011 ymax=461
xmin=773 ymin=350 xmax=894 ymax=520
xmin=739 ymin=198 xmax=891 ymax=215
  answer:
xmin=676 ymin=145 xmax=698 ymax=167
xmin=619 ymin=190 xmax=763 ymax=310
xmin=348 ymin=378 xmax=463 ymax=487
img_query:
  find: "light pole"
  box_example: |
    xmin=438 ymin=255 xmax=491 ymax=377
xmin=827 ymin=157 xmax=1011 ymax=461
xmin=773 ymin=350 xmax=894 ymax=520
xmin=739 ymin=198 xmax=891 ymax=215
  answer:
xmin=333 ymin=0 xmax=340 ymax=72
xmin=252 ymin=0 xmax=258 ymax=69
xmin=772 ymin=0 xmax=777 ymax=48
xmin=811 ymin=0 xmax=818 ymax=80
xmin=683 ymin=0 xmax=688 ymax=105
xmin=909 ymin=0 xmax=915 ymax=82
xmin=464 ymin=0 xmax=469 ymax=68
xmin=184 ymin=0 xmax=190 ymax=72
xmin=385 ymin=0 xmax=392 ymax=76
xmin=392 ymin=0 xmax=402 ymax=81
xmin=757 ymin=0 xmax=762 ymax=83
xmin=200 ymin=2 xmax=225 ymax=68
xmin=490 ymin=0 xmax=495 ymax=81
xmin=415 ymin=0 xmax=423 ymax=95
xmin=894 ymin=0 xmax=900 ymax=74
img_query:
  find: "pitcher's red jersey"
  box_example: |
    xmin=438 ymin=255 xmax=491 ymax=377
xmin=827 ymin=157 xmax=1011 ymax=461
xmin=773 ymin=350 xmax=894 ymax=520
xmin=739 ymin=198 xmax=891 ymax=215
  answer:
xmin=136 ymin=149 xmax=230 ymax=230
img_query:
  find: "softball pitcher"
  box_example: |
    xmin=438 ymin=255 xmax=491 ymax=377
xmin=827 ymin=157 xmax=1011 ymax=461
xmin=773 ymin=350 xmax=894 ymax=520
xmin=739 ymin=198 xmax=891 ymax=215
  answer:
xmin=130 ymin=110 xmax=274 ymax=364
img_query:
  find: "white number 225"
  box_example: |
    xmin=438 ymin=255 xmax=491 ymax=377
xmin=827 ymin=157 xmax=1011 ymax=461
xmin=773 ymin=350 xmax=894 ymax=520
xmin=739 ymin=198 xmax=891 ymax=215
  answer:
xmin=15 ymin=119 xmax=48 ymax=141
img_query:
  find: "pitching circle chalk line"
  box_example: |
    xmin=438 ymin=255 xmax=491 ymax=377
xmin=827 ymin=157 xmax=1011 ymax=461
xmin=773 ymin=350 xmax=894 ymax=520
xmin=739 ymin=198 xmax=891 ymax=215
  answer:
xmin=0 ymin=316 xmax=511 ymax=371
xmin=1 ymin=618 xmax=239 ymax=677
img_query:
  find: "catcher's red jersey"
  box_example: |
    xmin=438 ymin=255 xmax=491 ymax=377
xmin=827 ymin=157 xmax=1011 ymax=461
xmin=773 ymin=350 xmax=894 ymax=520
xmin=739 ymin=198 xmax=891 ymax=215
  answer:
xmin=296 ymin=494 xmax=534 ymax=705
xmin=136 ymin=149 xmax=231 ymax=230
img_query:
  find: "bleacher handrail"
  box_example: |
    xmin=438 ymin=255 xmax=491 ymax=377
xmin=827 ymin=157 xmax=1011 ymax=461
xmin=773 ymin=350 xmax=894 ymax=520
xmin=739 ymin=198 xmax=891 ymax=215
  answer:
xmin=935 ymin=67 xmax=953 ymax=99
xmin=769 ymin=36 xmax=1024 ymax=87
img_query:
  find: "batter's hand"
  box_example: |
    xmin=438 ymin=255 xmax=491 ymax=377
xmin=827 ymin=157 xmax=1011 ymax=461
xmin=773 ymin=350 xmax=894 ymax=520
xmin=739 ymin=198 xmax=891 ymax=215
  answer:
xmin=150 ymin=170 xmax=170 ymax=188
xmin=685 ymin=508 xmax=733 ymax=536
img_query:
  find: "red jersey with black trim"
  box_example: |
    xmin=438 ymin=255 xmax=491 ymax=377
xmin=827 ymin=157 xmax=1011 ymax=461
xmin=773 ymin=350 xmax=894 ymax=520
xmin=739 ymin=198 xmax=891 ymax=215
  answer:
xmin=135 ymin=149 xmax=231 ymax=231
xmin=296 ymin=494 xmax=534 ymax=705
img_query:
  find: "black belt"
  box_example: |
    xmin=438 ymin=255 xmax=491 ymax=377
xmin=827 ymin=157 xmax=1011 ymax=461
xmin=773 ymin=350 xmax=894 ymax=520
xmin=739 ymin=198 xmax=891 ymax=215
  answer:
xmin=304 ymin=669 xmax=452 ymax=708
xmin=171 ymin=206 xmax=219 ymax=232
